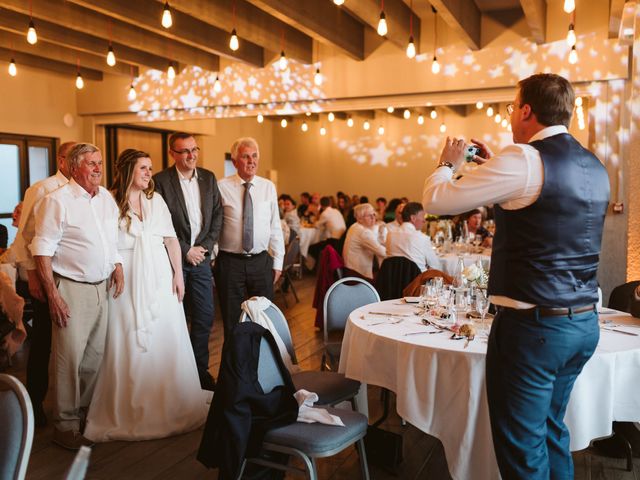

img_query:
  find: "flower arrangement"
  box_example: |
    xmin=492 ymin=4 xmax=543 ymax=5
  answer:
xmin=462 ymin=263 xmax=489 ymax=288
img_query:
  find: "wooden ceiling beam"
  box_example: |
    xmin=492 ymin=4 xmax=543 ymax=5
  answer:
xmin=430 ymin=0 xmax=481 ymax=51
xmin=2 ymin=0 xmax=219 ymax=71
xmin=0 ymin=29 xmax=137 ymax=77
xmin=339 ymin=0 xmax=420 ymax=53
xmin=246 ymin=0 xmax=366 ymax=61
xmin=519 ymin=0 xmax=546 ymax=44
xmin=0 ymin=46 xmax=103 ymax=80
xmin=609 ymin=0 xmax=626 ymax=38
xmin=69 ymin=0 xmax=264 ymax=67
xmin=0 ymin=7 xmax=174 ymax=72
xmin=158 ymin=0 xmax=312 ymax=64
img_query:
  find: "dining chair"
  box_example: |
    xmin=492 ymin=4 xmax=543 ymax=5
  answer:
xmin=237 ymin=335 xmax=370 ymax=480
xmin=0 ymin=373 xmax=34 ymax=480
xmin=240 ymin=301 xmax=362 ymax=408
xmin=322 ymin=277 xmax=380 ymax=372
xmin=64 ymin=446 xmax=92 ymax=480
xmin=375 ymin=256 xmax=421 ymax=301
xmin=274 ymin=235 xmax=301 ymax=308
xmin=608 ymin=280 xmax=640 ymax=317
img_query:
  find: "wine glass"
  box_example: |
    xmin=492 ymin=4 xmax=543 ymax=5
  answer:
xmin=475 ymin=291 xmax=490 ymax=334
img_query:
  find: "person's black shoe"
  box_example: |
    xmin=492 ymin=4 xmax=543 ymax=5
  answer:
xmin=200 ymin=374 xmax=216 ymax=392
xmin=33 ymin=403 xmax=47 ymax=428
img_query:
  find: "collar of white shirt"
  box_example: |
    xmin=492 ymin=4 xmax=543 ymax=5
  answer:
xmin=177 ymin=167 xmax=199 ymax=182
xmin=68 ymin=178 xmax=103 ymax=199
xmin=527 ymin=125 xmax=568 ymax=143
xmin=233 ymin=173 xmax=256 ymax=186
xmin=400 ymin=222 xmax=417 ymax=233
xmin=54 ymin=170 xmax=68 ymax=185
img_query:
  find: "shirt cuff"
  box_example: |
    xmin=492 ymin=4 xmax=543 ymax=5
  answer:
xmin=30 ymin=238 xmax=58 ymax=258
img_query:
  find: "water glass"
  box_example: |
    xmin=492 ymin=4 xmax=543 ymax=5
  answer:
xmin=475 ymin=291 xmax=490 ymax=333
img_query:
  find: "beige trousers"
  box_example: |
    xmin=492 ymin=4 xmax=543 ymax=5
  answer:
xmin=52 ymin=276 xmax=108 ymax=432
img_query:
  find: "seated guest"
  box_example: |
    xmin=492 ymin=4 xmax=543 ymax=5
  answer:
xmin=375 ymin=197 xmax=387 ymax=221
xmin=384 ymin=198 xmax=403 ymax=222
xmin=386 ymin=202 xmax=440 ymax=272
xmin=343 ymin=203 xmax=386 ymax=280
xmin=456 ymin=208 xmax=493 ymax=247
xmin=306 ymin=192 xmax=321 ymax=221
xmin=386 ymin=201 xmax=406 ymax=233
xmin=281 ymin=194 xmax=300 ymax=237
xmin=337 ymin=194 xmax=352 ymax=220
xmin=297 ymin=192 xmax=310 ymax=219
xmin=316 ymin=196 xmax=346 ymax=240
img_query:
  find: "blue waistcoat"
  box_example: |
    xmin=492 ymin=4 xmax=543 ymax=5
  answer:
xmin=487 ymin=133 xmax=610 ymax=308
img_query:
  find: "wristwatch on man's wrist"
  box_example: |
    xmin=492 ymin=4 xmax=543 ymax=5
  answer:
xmin=438 ymin=161 xmax=455 ymax=171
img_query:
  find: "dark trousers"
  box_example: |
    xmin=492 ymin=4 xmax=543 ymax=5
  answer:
xmin=182 ymin=260 xmax=215 ymax=383
xmin=26 ymin=298 xmax=52 ymax=406
xmin=213 ymin=251 xmax=274 ymax=338
xmin=486 ymin=306 xmax=599 ymax=480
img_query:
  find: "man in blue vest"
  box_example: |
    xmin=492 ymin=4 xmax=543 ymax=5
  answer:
xmin=423 ymin=73 xmax=610 ymax=479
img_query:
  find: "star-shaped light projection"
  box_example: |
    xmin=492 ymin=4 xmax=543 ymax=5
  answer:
xmin=368 ymin=143 xmax=394 ymax=167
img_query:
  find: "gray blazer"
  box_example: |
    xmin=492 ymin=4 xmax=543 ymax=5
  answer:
xmin=153 ymin=165 xmax=222 ymax=260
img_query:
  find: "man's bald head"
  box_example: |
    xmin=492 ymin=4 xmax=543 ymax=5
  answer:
xmin=58 ymin=141 xmax=76 ymax=178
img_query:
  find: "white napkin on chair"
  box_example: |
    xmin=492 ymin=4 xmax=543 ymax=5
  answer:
xmin=294 ymin=390 xmax=345 ymax=426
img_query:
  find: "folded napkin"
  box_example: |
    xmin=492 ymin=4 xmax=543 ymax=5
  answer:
xmin=294 ymin=389 xmax=345 ymax=426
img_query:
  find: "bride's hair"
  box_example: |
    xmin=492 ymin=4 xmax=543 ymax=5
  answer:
xmin=111 ymin=149 xmax=155 ymax=231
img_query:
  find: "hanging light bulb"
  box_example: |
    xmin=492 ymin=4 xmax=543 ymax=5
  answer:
xmin=566 ymin=24 xmax=576 ymax=47
xmin=377 ymin=11 xmax=388 ymax=36
xmin=417 ymin=114 xmax=424 ymax=125
xmin=494 ymin=113 xmax=502 ymax=123
xmin=279 ymin=50 xmax=288 ymax=71
xmin=128 ymin=83 xmax=136 ymax=100
xmin=162 ymin=2 xmax=173 ymax=28
xmin=328 ymin=112 xmax=335 ymax=122
xmin=314 ymin=67 xmax=322 ymax=86
xmin=363 ymin=120 xmax=370 ymax=131
xmin=106 ymin=46 xmax=116 ymax=66
xmin=229 ymin=28 xmax=239 ymax=51
xmin=27 ymin=20 xmax=37 ymax=45
xmin=214 ymin=75 xmax=222 ymax=92
xmin=8 ymin=58 xmax=17 ymax=77
xmin=575 ymin=96 xmax=583 ymax=107
xmin=333 ymin=0 xmax=345 ymax=5
xmin=563 ymin=0 xmax=575 ymax=14
xmin=257 ymin=113 xmax=264 ymax=123
xmin=406 ymin=36 xmax=416 ymax=59
xmin=347 ymin=117 xmax=354 ymax=127
xmin=301 ymin=121 xmax=308 ymax=132
xmin=507 ymin=123 xmax=512 ymax=132
xmin=431 ymin=56 xmax=440 ymax=74
xmin=476 ymin=101 xmax=484 ymax=109
xmin=403 ymin=109 xmax=411 ymax=119
xmin=486 ymin=106 xmax=494 ymax=117
xmin=430 ymin=109 xmax=437 ymax=120
xmin=320 ymin=126 xmax=327 ymax=136
xmin=75 ymin=72 xmax=84 ymax=89
xmin=167 ymin=63 xmax=176 ymax=79
xmin=386 ymin=106 xmax=394 ymax=113
xmin=439 ymin=122 xmax=447 ymax=133
xmin=306 ymin=111 xmax=312 ymax=116
xmin=501 ymin=118 xmax=508 ymax=128
xmin=378 ymin=125 xmax=385 ymax=135
xmin=281 ymin=118 xmax=288 ymax=128
xmin=568 ymin=45 xmax=578 ymax=64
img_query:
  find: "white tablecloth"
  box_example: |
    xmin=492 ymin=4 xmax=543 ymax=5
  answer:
xmin=339 ymin=301 xmax=640 ymax=480
xmin=298 ymin=227 xmax=321 ymax=258
xmin=438 ymin=252 xmax=491 ymax=277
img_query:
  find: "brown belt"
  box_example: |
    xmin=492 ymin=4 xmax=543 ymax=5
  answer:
xmin=506 ymin=304 xmax=596 ymax=317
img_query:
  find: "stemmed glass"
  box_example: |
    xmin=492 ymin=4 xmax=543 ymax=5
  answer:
xmin=475 ymin=290 xmax=490 ymax=334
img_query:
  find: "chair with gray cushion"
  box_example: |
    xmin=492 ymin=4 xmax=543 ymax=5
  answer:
xmin=0 ymin=373 xmax=34 ymax=480
xmin=241 ymin=302 xmax=362 ymax=407
xmin=322 ymin=277 xmax=380 ymax=371
xmin=237 ymin=336 xmax=370 ymax=480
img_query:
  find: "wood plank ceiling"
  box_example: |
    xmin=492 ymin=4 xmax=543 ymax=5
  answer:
xmin=0 ymin=0 xmax=626 ymax=84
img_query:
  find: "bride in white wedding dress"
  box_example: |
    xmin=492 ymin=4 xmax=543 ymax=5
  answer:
xmin=84 ymin=149 xmax=209 ymax=442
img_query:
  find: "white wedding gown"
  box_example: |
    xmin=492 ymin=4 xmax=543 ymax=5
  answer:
xmin=84 ymin=193 xmax=210 ymax=442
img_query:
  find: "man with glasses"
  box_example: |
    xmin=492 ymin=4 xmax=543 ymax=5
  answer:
xmin=342 ymin=203 xmax=386 ymax=280
xmin=154 ymin=132 xmax=222 ymax=391
xmin=423 ymin=73 xmax=609 ymax=479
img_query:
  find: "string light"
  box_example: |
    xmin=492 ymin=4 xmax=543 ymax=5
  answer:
xmin=8 ymin=58 xmax=17 ymax=77
xmin=167 ymin=63 xmax=176 ymax=79
xmin=328 ymin=112 xmax=335 ymax=122
xmin=494 ymin=113 xmax=501 ymax=123
xmin=378 ymin=125 xmax=385 ymax=135
xmin=127 ymin=66 xmax=136 ymax=100
xmin=281 ymin=118 xmax=288 ymax=128
xmin=568 ymin=45 xmax=578 ymax=64
xmin=476 ymin=101 xmax=484 ymax=109
xmin=301 ymin=121 xmax=308 ymax=132
xmin=214 ymin=75 xmax=222 ymax=92
xmin=314 ymin=67 xmax=322 ymax=86
xmin=257 ymin=113 xmax=264 ymax=123
xmin=501 ymin=118 xmax=508 ymax=128
xmin=229 ymin=29 xmax=239 ymax=51
xmin=333 ymin=0 xmax=345 ymax=4
xmin=377 ymin=1 xmax=388 ymax=36
xmin=403 ymin=109 xmax=411 ymax=119
xmin=563 ymin=0 xmax=575 ymax=14
xmin=106 ymin=46 xmax=116 ymax=66
xmin=566 ymin=23 xmax=576 ymax=47
xmin=347 ymin=117 xmax=354 ymax=127
xmin=486 ymin=105 xmax=494 ymax=117
xmin=75 ymin=72 xmax=84 ymax=89
xmin=507 ymin=124 xmax=512 ymax=132
xmin=439 ymin=122 xmax=447 ymax=133
xmin=320 ymin=126 xmax=327 ymax=136
xmin=406 ymin=0 xmax=415 ymax=58
xmin=162 ymin=2 xmax=173 ymax=28
xmin=27 ymin=20 xmax=37 ymax=45
xmin=431 ymin=6 xmax=440 ymax=74
xmin=430 ymin=109 xmax=437 ymax=120
xmin=387 ymin=106 xmax=394 ymax=113
xmin=417 ymin=114 xmax=424 ymax=125
xmin=279 ymin=50 xmax=288 ymax=71
xmin=431 ymin=56 xmax=440 ymax=74
xmin=363 ymin=120 xmax=370 ymax=130
xmin=575 ymin=96 xmax=583 ymax=107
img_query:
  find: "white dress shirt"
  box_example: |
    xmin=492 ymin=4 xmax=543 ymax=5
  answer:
xmin=177 ymin=168 xmax=203 ymax=246
xmin=423 ymin=125 xmax=568 ymax=308
xmin=284 ymin=209 xmax=301 ymax=236
xmin=386 ymin=222 xmax=441 ymax=272
xmin=217 ymin=174 xmax=285 ymax=270
xmin=386 ymin=219 xmax=402 ymax=233
xmin=30 ymin=179 xmax=121 ymax=283
xmin=343 ymin=222 xmax=387 ymax=279
xmin=15 ymin=170 xmax=69 ymax=270
xmin=316 ymin=206 xmax=346 ymax=240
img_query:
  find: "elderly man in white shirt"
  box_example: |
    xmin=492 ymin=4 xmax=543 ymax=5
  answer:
xmin=14 ymin=141 xmax=75 ymax=427
xmin=31 ymin=143 xmax=123 ymax=450
xmin=343 ymin=203 xmax=386 ymax=279
xmin=315 ymin=196 xmax=347 ymax=241
xmin=214 ymin=137 xmax=285 ymax=336
xmin=386 ymin=202 xmax=440 ymax=272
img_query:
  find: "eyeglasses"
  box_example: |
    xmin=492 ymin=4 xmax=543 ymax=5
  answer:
xmin=171 ymin=147 xmax=200 ymax=156
xmin=506 ymin=104 xmax=514 ymax=115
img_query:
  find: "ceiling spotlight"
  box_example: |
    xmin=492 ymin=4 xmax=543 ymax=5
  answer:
xmin=75 ymin=72 xmax=84 ymax=90
xmin=280 ymin=118 xmax=288 ymax=128
xmin=486 ymin=106 xmax=494 ymax=117
xmin=378 ymin=125 xmax=385 ymax=135
xmin=569 ymin=45 xmax=578 ymax=64
xmin=167 ymin=63 xmax=176 ymax=79
xmin=214 ymin=75 xmax=222 ymax=93
xmin=279 ymin=50 xmax=288 ymax=71
xmin=106 ymin=46 xmax=116 ymax=67
xmin=363 ymin=120 xmax=370 ymax=131
xmin=257 ymin=113 xmax=264 ymax=123
xmin=27 ymin=19 xmax=37 ymax=45
xmin=320 ymin=126 xmax=327 ymax=136
xmin=347 ymin=117 xmax=354 ymax=127
xmin=431 ymin=56 xmax=441 ymax=74
xmin=128 ymin=83 xmax=136 ymax=101
xmin=8 ymin=58 xmax=17 ymax=77
xmin=563 ymin=0 xmax=575 ymax=14
xmin=406 ymin=36 xmax=416 ymax=59
xmin=476 ymin=101 xmax=484 ymax=109
xmin=301 ymin=121 xmax=308 ymax=132
xmin=403 ymin=109 xmax=411 ymax=119
xmin=314 ymin=67 xmax=322 ymax=86
xmin=439 ymin=122 xmax=447 ymax=133
xmin=430 ymin=109 xmax=437 ymax=120
xmin=162 ymin=2 xmax=173 ymax=28
xmin=229 ymin=28 xmax=239 ymax=51
xmin=328 ymin=112 xmax=335 ymax=122
xmin=377 ymin=11 xmax=388 ymax=36
xmin=566 ymin=24 xmax=576 ymax=47
xmin=417 ymin=114 xmax=424 ymax=125
xmin=387 ymin=106 xmax=394 ymax=113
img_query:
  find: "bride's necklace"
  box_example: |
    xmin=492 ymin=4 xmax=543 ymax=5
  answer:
xmin=128 ymin=191 xmax=143 ymax=221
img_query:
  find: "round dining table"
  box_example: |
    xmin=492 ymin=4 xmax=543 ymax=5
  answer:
xmin=438 ymin=251 xmax=491 ymax=277
xmin=338 ymin=300 xmax=640 ymax=480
